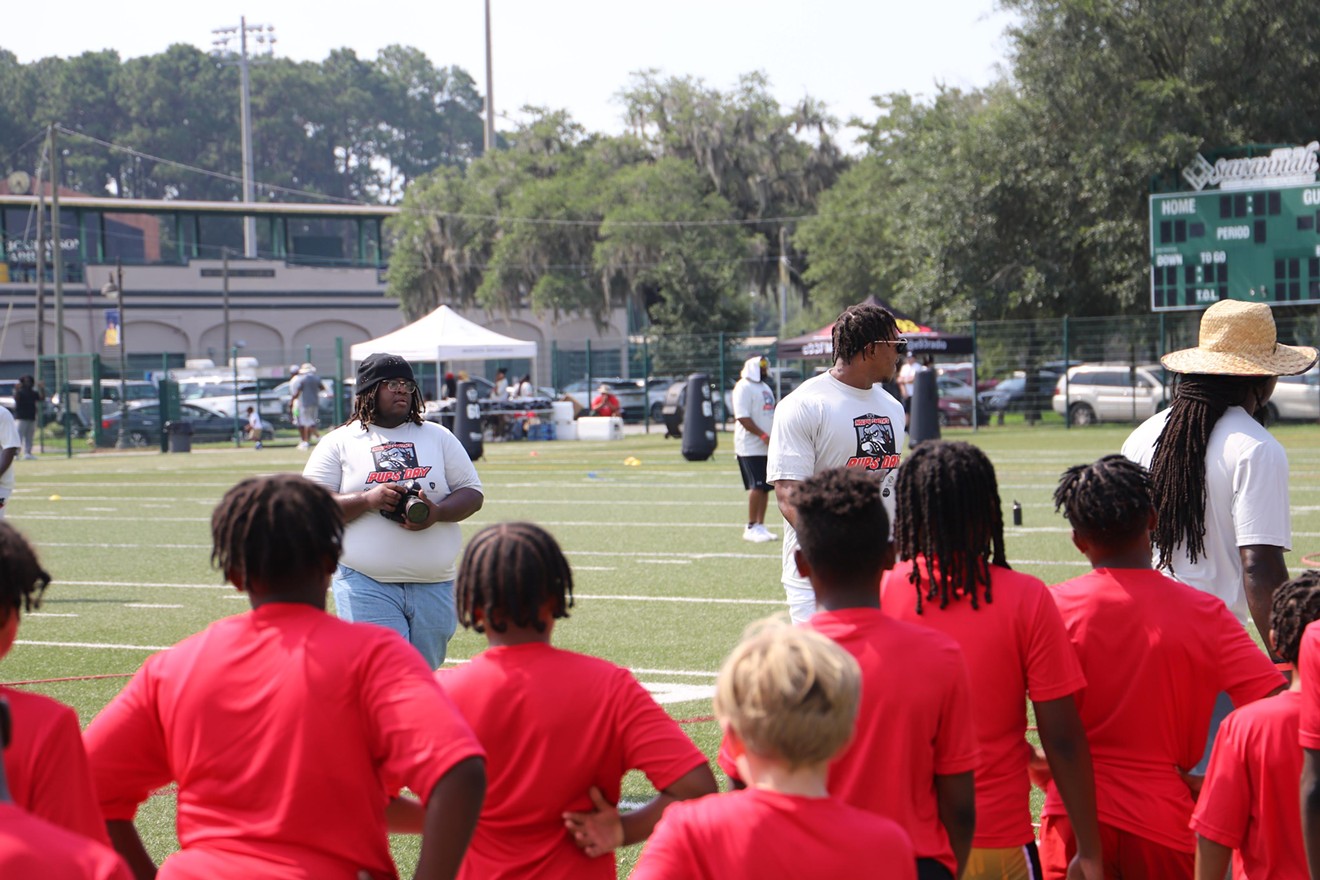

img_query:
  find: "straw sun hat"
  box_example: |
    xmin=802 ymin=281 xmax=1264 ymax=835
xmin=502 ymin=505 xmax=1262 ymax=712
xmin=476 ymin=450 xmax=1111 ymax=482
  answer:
xmin=1161 ymin=300 xmax=1317 ymax=376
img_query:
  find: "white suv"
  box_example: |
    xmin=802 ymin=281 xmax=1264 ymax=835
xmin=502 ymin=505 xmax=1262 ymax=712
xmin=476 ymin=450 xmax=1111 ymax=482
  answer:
xmin=1052 ymin=364 xmax=1169 ymax=426
xmin=1266 ymin=366 xmax=1319 ymax=423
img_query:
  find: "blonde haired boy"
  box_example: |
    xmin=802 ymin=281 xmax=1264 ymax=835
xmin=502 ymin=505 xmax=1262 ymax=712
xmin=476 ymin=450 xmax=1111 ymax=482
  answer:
xmin=633 ymin=620 xmax=916 ymax=879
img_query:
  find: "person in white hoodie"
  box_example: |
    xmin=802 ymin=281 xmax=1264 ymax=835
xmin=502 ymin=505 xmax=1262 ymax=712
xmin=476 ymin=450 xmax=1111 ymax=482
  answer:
xmin=732 ymin=355 xmax=777 ymax=543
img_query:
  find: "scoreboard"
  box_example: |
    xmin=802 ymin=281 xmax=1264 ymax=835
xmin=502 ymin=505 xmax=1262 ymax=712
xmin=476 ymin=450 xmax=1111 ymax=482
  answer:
xmin=1149 ymin=184 xmax=1320 ymax=311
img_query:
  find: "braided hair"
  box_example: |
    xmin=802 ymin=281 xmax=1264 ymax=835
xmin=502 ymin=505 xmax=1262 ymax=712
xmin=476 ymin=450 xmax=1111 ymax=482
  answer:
xmin=211 ymin=475 xmax=343 ymax=592
xmin=792 ymin=467 xmax=891 ymax=581
xmin=894 ymin=440 xmax=1007 ymax=613
xmin=1053 ymin=455 xmax=1152 ymax=545
xmin=832 ymin=303 xmax=899 ymax=365
xmin=1270 ymin=570 xmax=1320 ymax=666
xmin=456 ymin=522 xmax=573 ymax=634
xmin=0 ymin=523 xmax=51 ymax=621
xmin=1148 ymin=374 xmax=1273 ymax=569
xmin=345 ymin=382 xmax=424 ymax=428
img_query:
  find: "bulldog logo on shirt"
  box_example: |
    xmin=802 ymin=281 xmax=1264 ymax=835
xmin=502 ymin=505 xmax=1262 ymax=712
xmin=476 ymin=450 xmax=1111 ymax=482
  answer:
xmin=845 ymin=414 xmax=901 ymax=472
xmin=365 ymin=441 xmax=433 ymax=484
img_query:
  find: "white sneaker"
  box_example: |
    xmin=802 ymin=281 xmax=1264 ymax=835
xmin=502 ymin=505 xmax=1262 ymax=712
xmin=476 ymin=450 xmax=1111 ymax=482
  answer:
xmin=21 ymin=454 xmax=36 ymax=461
xmin=298 ymin=441 xmax=310 ymax=450
xmin=753 ymin=524 xmax=776 ymax=541
xmin=743 ymin=525 xmax=775 ymax=543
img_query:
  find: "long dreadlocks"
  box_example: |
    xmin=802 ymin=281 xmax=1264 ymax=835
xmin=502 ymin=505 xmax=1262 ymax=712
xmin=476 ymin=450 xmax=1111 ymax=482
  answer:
xmin=1269 ymin=570 xmax=1320 ymax=666
xmin=456 ymin=522 xmax=574 ymax=634
xmin=345 ymin=383 xmax=424 ymax=428
xmin=832 ymin=303 xmax=899 ymax=365
xmin=894 ymin=440 xmax=1007 ymax=613
xmin=1148 ymin=374 xmax=1273 ymax=569
xmin=1053 ymin=455 xmax=1152 ymax=545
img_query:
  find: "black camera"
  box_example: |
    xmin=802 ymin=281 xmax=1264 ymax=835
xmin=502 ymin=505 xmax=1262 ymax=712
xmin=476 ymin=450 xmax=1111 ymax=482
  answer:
xmin=380 ymin=480 xmax=429 ymax=524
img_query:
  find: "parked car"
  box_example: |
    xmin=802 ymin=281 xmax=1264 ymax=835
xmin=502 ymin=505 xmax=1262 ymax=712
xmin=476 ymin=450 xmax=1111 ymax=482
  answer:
xmin=97 ymin=401 xmax=271 ymax=447
xmin=977 ymin=371 xmax=1059 ymax=414
xmin=935 ymin=374 xmax=976 ymax=403
xmin=0 ymin=380 xmax=17 ymax=414
xmin=937 ymin=397 xmax=989 ymax=427
xmin=182 ymin=380 xmax=287 ymax=424
xmin=938 ymin=363 xmax=999 ymax=393
xmin=1266 ymin=365 xmax=1320 ymax=423
xmin=1051 ymin=364 xmax=1169 ymax=426
xmin=51 ymin=379 xmax=158 ymax=434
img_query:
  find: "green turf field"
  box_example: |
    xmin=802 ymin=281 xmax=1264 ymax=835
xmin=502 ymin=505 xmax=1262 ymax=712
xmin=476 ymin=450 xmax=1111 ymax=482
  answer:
xmin=4 ymin=422 xmax=1319 ymax=876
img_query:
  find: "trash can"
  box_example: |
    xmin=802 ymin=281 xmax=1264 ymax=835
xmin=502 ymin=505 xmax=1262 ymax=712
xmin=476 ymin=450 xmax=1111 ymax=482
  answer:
xmin=165 ymin=420 xmax=192 ymax=453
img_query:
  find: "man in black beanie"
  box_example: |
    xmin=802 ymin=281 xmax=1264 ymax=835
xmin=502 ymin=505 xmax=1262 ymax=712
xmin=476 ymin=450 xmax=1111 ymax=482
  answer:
xmin=303 ymin=352 xmax=484 ymax=667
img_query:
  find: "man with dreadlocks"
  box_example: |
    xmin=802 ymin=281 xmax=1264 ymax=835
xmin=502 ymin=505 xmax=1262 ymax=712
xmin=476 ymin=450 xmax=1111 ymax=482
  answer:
xmin=880 ymin=440 xmax=1102 ymax=880
xmin=439 ymin=522 xmax=716 ymax=880
xmin=1046 ymin=455 xmax=1283 ymax=880
xmin=304 ymin=352 xmax=484 ymax=668
xmin=768 ymin=301 xmax=906 ymax=622
xmin=1194 ymin=570 xmax=1319 ymax=880
xmin=84 ymin=474 xmax=487 ymax=880
xmin=1122 ymin=299 xmax=1316 ymax=637
xmin=0 ymin=522 xmax=106 ymax=844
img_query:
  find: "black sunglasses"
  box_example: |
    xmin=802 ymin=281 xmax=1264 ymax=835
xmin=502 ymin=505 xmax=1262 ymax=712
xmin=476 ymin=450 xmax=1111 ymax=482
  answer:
xmin=870 ymin=338 xmax=909 ymax=355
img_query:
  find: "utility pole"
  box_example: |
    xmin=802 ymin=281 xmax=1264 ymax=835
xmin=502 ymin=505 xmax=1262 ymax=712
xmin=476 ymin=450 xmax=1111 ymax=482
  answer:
xmin=212 ymin=17 xmax=276 ymax=258
xmin=33 ymin=145 xmax=46 ymax=383
xmin=101 ymin=261 xmax=129 ymax=448
xmin=222 ymin=248 xmax=231 ymax=358
xmin=49 ymin=125 xmax=65 ymax=419
xmin=484 ymin=0 xmax=496 ymax=153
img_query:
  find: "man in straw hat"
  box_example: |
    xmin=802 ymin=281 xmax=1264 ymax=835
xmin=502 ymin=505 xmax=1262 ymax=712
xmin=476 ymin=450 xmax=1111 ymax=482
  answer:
xmin=1122 ymin=300 xmax=1316 ymax=774
xmin=1122 ymin=300 xmax=1317 ymax=634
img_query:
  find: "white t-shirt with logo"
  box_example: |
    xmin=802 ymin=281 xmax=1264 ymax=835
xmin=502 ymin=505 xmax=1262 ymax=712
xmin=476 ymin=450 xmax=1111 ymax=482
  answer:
xmin=768 ymin=371 xmax=905 ymax=592
xmin=1122 ymin=405 xmax=1291 ymax=624
xmin=732 ymin=378 xmax=775 ymax=457
xmin=303 ymin=420 xmax=483 ymax=583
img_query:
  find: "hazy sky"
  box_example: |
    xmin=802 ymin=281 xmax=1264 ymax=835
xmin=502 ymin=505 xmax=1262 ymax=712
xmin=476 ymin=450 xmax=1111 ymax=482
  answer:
xmin=10 ymin=1 xmax=1016 ymax=149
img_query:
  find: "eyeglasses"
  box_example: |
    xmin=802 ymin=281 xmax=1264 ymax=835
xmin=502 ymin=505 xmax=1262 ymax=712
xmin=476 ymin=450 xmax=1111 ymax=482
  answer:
xmin=870 ymin=338 xmax=909 ymax=355
xmin=382 ymin=379 xmax=417 ymax=394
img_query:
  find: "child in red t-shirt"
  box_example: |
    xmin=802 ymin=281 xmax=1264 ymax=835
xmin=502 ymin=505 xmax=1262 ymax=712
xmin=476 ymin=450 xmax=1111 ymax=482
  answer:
xmin=879 ymin=440 xmax=1103 ymax=880
xmin=635 ymin=619 xmax=916 ymax=879
xmin=0 ymin=522 xmax=107 ymax=844
xmin=439 ymin=521 xmax=716 ymax=880
xmin=1048 ymin=455 xmax=1284 ymax=880
xmin=1193 ymin=570 xmax=1317 ymax=879
xmin=719 ymin=466 xmax=978 ymax=879
xmin=0 ymin=699 xmax=131 ymax=880
xmin=85 ymin=475 xmax=487 ymax=880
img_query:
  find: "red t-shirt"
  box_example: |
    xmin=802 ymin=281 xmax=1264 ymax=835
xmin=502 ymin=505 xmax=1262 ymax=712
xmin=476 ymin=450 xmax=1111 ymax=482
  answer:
xmin=1298 ymin=623 xmax=1320 ymax=749
xmin=631 ymin=787 xmax=917 ymax=880
xmin=1 ymin=685 xmax=108 ymax=843
xmin=718 ymin=608 xmax=979 ymax=873
xmin=438 ymin=642 xmax=708 ymax=880
xmin=880 ymin=559 xmax=1086 ymax=847
xmin=0 ymin=803 xmax=131 ymax=880
xmin=1047 ymin=568 xmax=1284 ymax=852
xmin=591 ymin=393 xmax=620 ymax=417
xmin=1192 ymin=691 xmax=1305 ymax=879
xmin=84 ymin=603 xmax=484 ymax=880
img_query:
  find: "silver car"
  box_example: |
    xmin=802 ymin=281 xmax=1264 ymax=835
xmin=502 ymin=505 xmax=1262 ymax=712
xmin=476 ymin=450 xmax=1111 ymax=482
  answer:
xmin=1267 ymin=366 xmax=1319 ymax=423
xmin=1052 ymin=364 xmax=1169 ymax=426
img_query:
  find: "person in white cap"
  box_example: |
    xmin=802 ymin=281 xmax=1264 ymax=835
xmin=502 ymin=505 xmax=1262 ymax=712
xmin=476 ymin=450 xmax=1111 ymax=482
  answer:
xmin=1121 ymin=299 xmax=1317 ymax=774
xmin=732 ymin=355 xmax=776 ymax=542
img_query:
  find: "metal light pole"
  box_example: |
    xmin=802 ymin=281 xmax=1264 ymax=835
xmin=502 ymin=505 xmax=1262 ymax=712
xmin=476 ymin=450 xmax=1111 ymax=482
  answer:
xmin=212 ymin=18 xmax=276 ymax=258
xmin=483 ymin=0 xmax=496 ymax=153
xmin=221 ymin=248 xmax=231 ymax=357
xmin=101 ymin=260 xmax=129 ymax=449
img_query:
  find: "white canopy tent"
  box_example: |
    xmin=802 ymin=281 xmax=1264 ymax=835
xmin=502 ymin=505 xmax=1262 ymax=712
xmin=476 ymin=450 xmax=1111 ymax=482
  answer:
xmin=349 ymin=305 xmax=537 ymax=364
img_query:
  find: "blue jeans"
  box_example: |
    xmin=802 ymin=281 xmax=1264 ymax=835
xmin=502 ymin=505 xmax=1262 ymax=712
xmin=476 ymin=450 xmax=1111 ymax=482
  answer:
xmin=331 ymin=565 xmax=456 ymax=669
